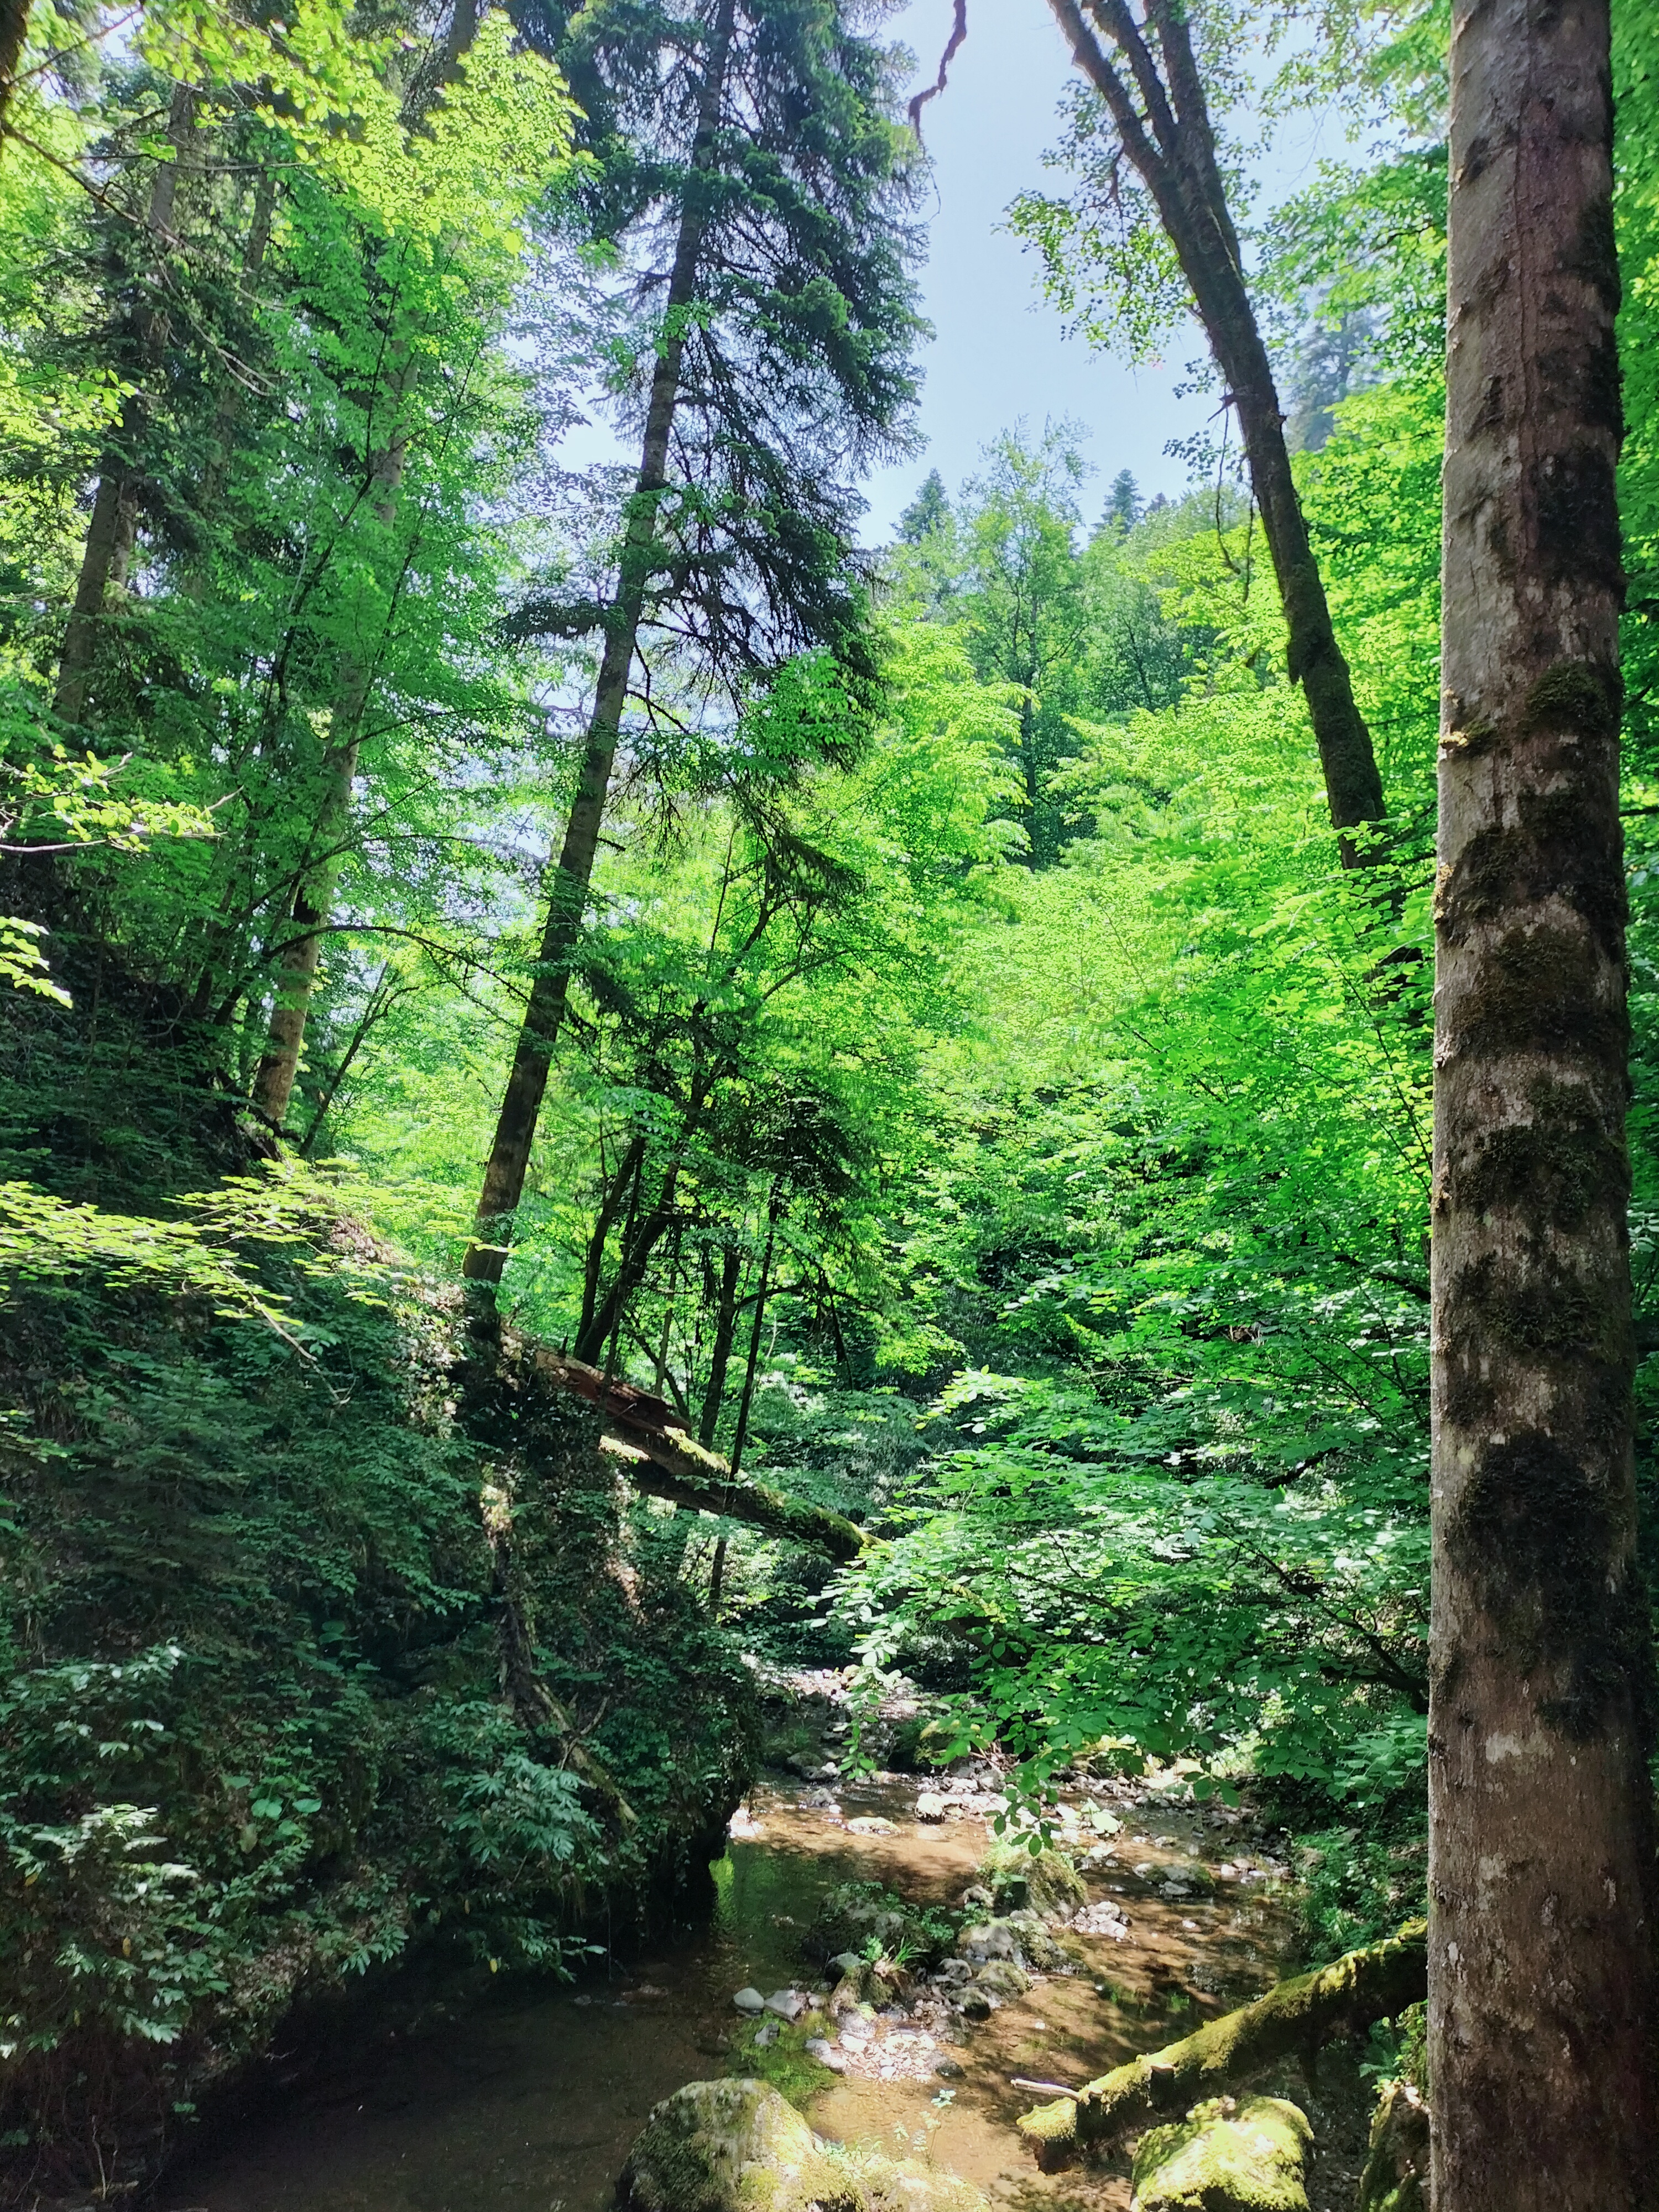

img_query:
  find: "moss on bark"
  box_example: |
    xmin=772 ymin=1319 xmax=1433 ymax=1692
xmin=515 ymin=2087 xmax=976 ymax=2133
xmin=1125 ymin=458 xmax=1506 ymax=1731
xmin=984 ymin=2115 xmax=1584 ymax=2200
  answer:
xmin=1016 ymin=1921 xmax=1425 ymax=2167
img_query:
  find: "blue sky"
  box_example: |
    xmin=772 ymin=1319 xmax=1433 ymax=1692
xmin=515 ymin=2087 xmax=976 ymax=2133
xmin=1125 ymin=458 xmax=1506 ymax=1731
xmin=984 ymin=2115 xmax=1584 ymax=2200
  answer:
xmin=860 ymin=0 xmax=1211 ymax=540
xmin=862 ymin=0 xmax=1349 ymax=543
xmin=549 ymin=2 xmax=1350 ymax=545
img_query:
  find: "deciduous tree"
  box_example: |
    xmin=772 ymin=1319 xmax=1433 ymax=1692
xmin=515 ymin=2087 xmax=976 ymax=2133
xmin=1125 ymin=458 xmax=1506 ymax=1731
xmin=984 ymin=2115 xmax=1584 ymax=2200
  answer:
xmin=1430 ymin=1 xmax=1658 ymax=2201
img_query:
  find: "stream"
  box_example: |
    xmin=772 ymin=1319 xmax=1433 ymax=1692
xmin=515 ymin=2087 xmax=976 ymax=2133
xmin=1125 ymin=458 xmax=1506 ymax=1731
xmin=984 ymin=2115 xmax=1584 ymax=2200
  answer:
xmin=166 ymin=1698 xmax=1368 ymax=2212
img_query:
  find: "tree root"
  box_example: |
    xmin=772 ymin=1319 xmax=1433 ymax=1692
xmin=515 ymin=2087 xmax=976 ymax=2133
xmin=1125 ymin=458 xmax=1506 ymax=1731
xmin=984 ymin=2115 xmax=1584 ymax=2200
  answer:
xmin=1017 ymin=1920 xmax=1426 ymax=2171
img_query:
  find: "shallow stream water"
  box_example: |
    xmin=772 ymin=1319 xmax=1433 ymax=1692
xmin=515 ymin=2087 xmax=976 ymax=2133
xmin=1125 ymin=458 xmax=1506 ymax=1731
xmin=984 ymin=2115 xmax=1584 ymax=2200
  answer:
xmin=165 ymin=1765 xmax=1344 ymax=2212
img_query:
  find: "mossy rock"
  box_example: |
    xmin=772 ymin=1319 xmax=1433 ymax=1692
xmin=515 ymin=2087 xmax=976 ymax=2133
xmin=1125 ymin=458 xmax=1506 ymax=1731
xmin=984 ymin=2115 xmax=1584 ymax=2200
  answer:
xmin=978 ymin=1838 xmax=1085 ymax=1915
xmin=888 ymin=1717 xmax=960 ymax=1771
xmin=1004 ymin=1908 xmax=1068 ymax=1970
xmin=804 ymin=1881 xmax=952 ymax=1968
xmin=761 ymin=1718 xmax=827 ymax=1773
xmin=731 ymin=2014 xmax=839 ymax=2106
xmin=1130 ymin=2095 xmax=1312 ymax=2212
xmin=973 ymin=1957 xmax=1030 ymax=2000
xmin=620 ymin=2078 xmax=855 ymax=2212
xmin=618 ymin=2079 xmax=989 ymax=2212
xmin=1356 ymin=2080 xmax=1428 ymax=2212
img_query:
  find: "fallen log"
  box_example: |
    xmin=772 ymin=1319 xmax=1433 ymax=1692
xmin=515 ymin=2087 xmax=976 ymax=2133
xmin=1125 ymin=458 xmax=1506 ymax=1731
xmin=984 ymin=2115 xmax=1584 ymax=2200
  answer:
xmin=1017 ymin=1919 xmax=1426 ymax=2171
xmin=530 ymin=1345 xmax=867 ymax=1563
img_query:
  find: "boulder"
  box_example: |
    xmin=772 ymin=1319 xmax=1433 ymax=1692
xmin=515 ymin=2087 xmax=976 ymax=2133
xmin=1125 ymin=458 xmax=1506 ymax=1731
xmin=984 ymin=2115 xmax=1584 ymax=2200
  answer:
xmin=618 ymin=2079 xmax=990 ymax=2212
xmin=764 ymin=1989 xmax=808 ymax=2021
xmin=957 ymin=1919 xmax=1021 ymax=1963
xmin=887 ymin=1717 xmax=960 ymax=1772
xmin=915 ymin=1791 xmax=949 ymax=1822
xmin=1130 ymin=2096 xmax=1311 ymax=2212
xmin=733 ymin=1987 xmax=765 ymax=2015
xmin=979 ymin=1840 xmax=1086 ymax=1916
xmin=973 ymin=1958 xmax=1031 ymax=2000
xmin=828 ymin=1973 xmax=866 ymax=2016
xmin=805 ymin=1882 xmax=950 ymax=1969
xmin=620 ymin=2078 xmax=852 ymax=2212
xmin=1004 ymin=1910 xmax=1067 ymax=1971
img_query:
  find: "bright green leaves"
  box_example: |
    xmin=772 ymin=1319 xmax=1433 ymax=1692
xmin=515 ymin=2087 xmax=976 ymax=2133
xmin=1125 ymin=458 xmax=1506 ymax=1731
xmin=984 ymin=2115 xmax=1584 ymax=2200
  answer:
xmin=138 ymin=3 xmax=578 ymax=249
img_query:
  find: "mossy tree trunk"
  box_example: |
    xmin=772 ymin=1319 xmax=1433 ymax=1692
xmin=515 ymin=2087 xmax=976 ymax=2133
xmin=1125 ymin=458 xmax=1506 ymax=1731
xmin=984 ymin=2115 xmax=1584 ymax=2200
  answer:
xmin=53 ymin=82 xmax=196 ymax=729
xmin=0 ymin=0 xmax=30 ymax=140
xmin=1016 ymin=1921 xmax=1425 ymax=2169
xmin=697 ymin=1244 xmax=743 ymax=1448
xmin=251 ymin=418 xmax=409 ymax=1129
xmin=1430 ymin=2 xmax=1659 ymax=2204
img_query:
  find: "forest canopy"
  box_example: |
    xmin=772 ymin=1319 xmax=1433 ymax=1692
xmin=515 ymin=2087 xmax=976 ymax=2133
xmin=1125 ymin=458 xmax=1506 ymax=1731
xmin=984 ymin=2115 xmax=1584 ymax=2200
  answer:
xmin=1 ymin=0 xmax=1657 ymax=2199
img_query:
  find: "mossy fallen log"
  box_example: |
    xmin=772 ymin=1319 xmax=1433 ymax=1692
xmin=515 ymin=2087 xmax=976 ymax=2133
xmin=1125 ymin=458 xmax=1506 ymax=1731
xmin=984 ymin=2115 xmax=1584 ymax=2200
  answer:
xmin=1016 ymin=1919 xmax=1426 ymax=2171
xmin=529 ymin=1345 xmax=868 ymax=1562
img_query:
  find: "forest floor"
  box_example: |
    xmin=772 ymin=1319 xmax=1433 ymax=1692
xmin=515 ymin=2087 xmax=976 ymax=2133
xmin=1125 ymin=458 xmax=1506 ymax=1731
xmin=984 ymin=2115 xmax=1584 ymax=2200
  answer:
xmin=161 ymin=1670 xmax=1376 ymax=2212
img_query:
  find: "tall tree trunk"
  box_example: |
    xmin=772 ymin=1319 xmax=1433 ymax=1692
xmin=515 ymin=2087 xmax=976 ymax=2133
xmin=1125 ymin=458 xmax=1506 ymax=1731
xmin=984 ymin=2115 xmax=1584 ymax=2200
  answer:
xmin=189 ymin=166 xmax=280 ymax=552
xmin=251 ymin=422 xmax=409 ymax=1127
xmin=462 ymin=0 xmax=738 ymax=1291
xmin=0 ymin=0 xmax=30 ymax=144
xmin=708 ymin=1203 xmax=777 ymax=1618
xmin=1044 ymin=0 xmax=1385 ymax=853
xmin=726 ymin=1204 xmax=776 ymax=1484
xmin=1429 ymin=3 xmax=1658 ymax=2205
xmin=698 ymin=1244 xmax=743 ymax=1447
xmin=54 ymin=82 xmax=196 ymax=727
xmin=578 ymin=1133 xmax=647 ymax=1347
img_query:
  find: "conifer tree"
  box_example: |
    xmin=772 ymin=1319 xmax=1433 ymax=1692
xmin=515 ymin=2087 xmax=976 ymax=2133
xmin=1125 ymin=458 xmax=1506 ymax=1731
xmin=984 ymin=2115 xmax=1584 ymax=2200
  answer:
xmin=899 ymin=467 xmax=950 ymax=544
xmin=462 ymin=0 xmax=922 ymax=1292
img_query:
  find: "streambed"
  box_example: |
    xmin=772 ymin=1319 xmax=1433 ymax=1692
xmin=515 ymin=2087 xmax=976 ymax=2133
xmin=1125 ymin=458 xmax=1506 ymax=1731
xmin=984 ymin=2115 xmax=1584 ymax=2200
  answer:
xmin=166 ymin=1757 xmax=1356 ymax=2212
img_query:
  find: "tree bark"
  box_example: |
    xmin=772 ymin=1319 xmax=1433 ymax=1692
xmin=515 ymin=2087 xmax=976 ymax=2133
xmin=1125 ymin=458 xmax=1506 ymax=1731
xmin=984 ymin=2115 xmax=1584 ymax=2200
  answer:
xmin=578 ymin=1134 xmax=648 ymax=1347
xmin=0 ymin=0 xmax=30 ymax=143
xmin=526 ymin=1344 xmax=864 ymax=1561
xmin=698 ymin=1244 xmax=743 ymax=1447
xmin=1430 ymin=4 xmax=1658 ymax=2206
xmin=707 ymin=1208 xmax=776 ymax=1616
xmin=1016 ymin=1921 xmax=1426 ymax=2170
xmin=573 ymin=1158 xmax=682 ymax=1365
xmin=462 ymin=0 xmax=738 ymax=1291
xmin=1045 ymin=0 xmax=1385 ymax=853
xmin=54 ymin=81 xmax=196 ymax=727
xmin=725 ymin=1203 xmax=776 ymax=1483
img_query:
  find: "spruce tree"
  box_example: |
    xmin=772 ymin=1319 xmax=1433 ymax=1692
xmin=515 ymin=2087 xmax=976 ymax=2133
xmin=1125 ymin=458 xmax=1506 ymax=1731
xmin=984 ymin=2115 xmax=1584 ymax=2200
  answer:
xmin=899 ymin=467 xmax=951 ymax=543
xmin=462 ymin=0 xmax=924 ymax=1293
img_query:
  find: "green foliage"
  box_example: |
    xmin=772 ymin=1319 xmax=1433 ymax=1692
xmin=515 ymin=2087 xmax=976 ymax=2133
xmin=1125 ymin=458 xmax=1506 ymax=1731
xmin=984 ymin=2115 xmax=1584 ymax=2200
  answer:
xmin=804 ymin=1879 xmax=956 ymax=1969
xmin=3 ymin=3 xmax=1659 ymax=2200
xmin=0 ymin=998 xmax=756 ymax=2189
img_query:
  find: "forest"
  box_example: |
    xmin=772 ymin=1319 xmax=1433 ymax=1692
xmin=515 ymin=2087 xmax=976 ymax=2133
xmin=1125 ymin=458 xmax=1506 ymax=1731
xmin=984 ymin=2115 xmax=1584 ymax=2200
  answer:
xmin=0 ymin=0 xmax=1653 ymax=2208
